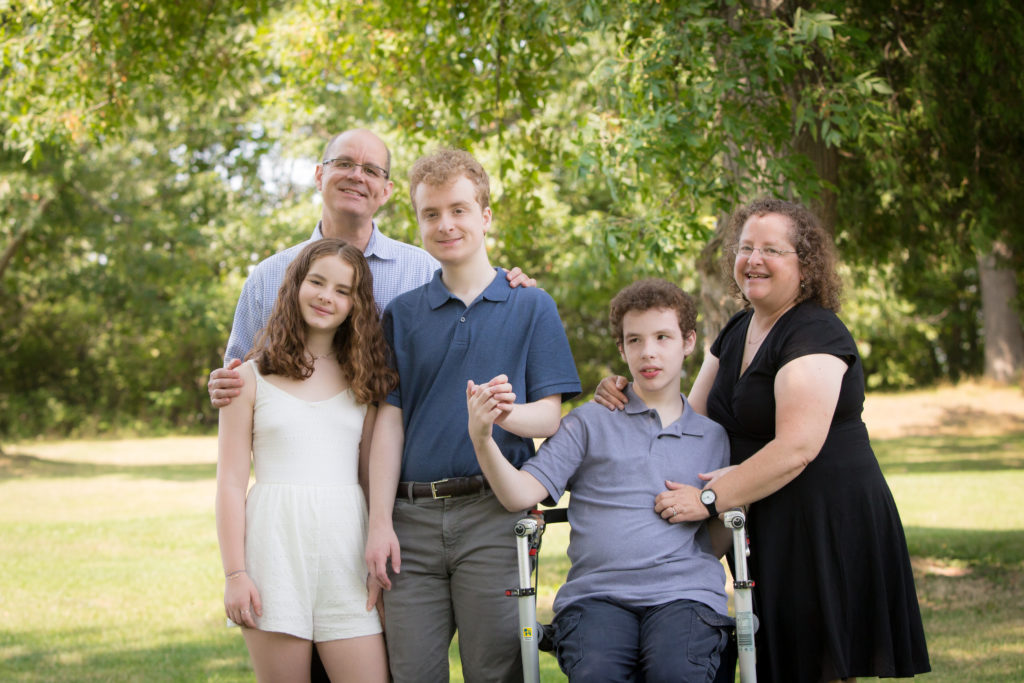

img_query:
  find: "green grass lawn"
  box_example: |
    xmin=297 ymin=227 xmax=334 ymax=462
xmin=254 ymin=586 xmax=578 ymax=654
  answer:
xmin=1 ymin=415 xmax=1022 ymax=681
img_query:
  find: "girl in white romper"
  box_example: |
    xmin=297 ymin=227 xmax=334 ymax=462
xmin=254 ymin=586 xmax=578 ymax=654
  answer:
xmin=216 ymin=238 xmax=395 ymax=682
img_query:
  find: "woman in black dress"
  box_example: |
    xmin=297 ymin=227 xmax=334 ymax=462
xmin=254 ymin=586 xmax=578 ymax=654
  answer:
xmin=598 ymin=198 xmax=930 ymax=682
xmin=667 ymin=198 xmax=929 ymax=682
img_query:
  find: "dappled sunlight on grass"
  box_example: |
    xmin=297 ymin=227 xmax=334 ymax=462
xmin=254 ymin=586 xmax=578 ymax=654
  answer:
xmin=1 ymin=386 xmax=1022 ymax=682
xmin=863 ymin=382 xmax=1024 ymax=439
xmin=911 ymin=566 xmax=1024 ymax=681
xmin=886 ymin=469 xmax=1024 ymax=537
xmin=0 ymin=451 xmax=217 ymax=482
xmin=6 ymin=436 xmax=219 ymax=465
xmin=0 ymin=474 xmax=217 ymax=522
xmin=905 ymin=527 xmax=1024 ymax=566
xmin=873 ymin=431 xmax=1024 ymax=474
xmin=0 ymin=626 xmax=253 ymax=681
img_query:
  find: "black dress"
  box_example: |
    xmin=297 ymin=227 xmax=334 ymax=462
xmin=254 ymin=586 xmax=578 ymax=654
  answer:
xmin=707 ymin=302 xmax=930 ymax=683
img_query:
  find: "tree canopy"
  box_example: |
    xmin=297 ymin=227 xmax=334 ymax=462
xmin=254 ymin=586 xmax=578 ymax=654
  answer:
xmin=2 ymin=0 xmax=1021 ymax=439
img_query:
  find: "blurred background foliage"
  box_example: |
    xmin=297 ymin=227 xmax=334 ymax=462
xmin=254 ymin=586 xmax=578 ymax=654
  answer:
xmin=2 ymin=0 xmax=1022 ymax=439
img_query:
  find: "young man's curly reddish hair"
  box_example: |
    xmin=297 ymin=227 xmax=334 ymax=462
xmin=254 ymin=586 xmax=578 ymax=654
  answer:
xmin=247 ymin=239 xmax=397 ymax=404
xmin=408 ymin=148 xmax=491 ymax=212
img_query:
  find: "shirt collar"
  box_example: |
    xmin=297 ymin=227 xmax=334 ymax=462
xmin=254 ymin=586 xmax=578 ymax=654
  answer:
xmin=426 ymin=267 xmax=510 ymax=309
xmin=311 ymin=221 xmax=388 ymax=257
xmin=623 ymin=383 xmax=708 ymax=438
xmin=363 ymin=222 xmax=394 ymax=260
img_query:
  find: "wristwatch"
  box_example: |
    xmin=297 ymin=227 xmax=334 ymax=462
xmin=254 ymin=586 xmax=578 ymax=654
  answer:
xmin=700 ymin=488 xmax=718 ymax=518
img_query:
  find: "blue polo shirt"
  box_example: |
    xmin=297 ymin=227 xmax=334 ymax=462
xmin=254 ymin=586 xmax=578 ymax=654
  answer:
xmin=383 ymin=268 xmax=581 ymax=481
xmin=522 ymin=384 xmax=730 ymax=615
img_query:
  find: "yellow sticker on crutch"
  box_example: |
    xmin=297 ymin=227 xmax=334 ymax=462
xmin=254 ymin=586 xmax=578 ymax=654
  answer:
xmin=522 ymin=626 xmax=534 ymax=640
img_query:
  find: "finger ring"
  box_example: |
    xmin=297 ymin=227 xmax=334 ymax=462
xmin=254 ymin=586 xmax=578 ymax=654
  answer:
xmin=667 ymin=507 xmax=676 ymax=517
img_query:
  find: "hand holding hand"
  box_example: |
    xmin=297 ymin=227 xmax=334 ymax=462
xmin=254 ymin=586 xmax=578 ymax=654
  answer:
xmin=594 ymin=375 xmax=628 ymax=411
xmin=467 ymin=376 xmax=516 ymax=437
xmin=208 ymin=359 xmax=243 ymax=409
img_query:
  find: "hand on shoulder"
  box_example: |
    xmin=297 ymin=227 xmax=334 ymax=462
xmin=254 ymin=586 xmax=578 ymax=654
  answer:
xmin=594 ymin=375 xmax=628 ymax=411
xmin=209 ymin=358 xmax=244 ymax=409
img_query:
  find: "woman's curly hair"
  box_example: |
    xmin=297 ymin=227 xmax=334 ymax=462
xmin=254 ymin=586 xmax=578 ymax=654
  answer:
xmin=247 ymin=239 xmax=398 ymax=404
xmin=723 ymin=197 xmax=843 ymax=312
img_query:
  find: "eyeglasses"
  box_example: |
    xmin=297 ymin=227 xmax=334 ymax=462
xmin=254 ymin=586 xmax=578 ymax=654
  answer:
xmin=321 ymin=157 xmax=390 ymax=180
xmin=731 ymin=245 xmax=797 ymax=259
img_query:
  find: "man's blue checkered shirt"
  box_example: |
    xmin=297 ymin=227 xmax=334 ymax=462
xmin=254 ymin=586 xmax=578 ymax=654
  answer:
xmin=224 ymin=223 xmax=439 ymax=362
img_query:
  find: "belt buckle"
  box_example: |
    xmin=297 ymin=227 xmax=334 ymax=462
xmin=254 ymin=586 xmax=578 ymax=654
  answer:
xmin=430 ymin=478 xmax=451 ymax=499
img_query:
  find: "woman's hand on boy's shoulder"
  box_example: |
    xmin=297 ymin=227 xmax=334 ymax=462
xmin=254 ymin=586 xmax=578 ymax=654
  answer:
xmin=593 ymin=375 xmax=628 ymax=411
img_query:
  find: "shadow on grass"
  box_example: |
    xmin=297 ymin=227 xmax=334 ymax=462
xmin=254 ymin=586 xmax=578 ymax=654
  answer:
xmin=874 ymin=431 xmax=1024 ymax=474
xmin=0 ymin=452 xmax=215 ymax=482
xmin=0 ymin=628 xmax=251 ymax=682
xmin=929 ymin=404 xmax=1024 ymax=434
xmin=906 ymin=526 xmax=1024 ymax=567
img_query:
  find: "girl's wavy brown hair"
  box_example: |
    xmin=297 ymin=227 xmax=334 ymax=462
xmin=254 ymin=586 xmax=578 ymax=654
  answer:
xmin=246 ymin=239 xmax=398 ymax=404
xmin=723 ymin=197 xmax=843 ymax=312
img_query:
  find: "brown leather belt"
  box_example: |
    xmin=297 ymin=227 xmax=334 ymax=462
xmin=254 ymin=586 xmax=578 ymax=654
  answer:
xmin=396 ymin=475 xmax=490 ymax=501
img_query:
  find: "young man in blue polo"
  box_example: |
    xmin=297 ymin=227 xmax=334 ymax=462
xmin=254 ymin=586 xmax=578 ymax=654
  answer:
xmin=468 ymin=279 xmax=734 ymax=682
xmin=365 ymin=148 xmax=581 ymax=682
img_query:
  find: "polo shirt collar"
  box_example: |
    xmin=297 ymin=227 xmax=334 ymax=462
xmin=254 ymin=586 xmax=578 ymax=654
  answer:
xmin=425 ymin=267 xmax=510 ymax=310
xmin=623 ymin=383 xmax=709 ymax=437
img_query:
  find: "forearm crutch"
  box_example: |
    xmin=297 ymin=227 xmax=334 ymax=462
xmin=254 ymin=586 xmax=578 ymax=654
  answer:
xmin=723 ymin=509 xmax=758 ymax=683
xmin=508 ymin=508 xmax=567 ymax=683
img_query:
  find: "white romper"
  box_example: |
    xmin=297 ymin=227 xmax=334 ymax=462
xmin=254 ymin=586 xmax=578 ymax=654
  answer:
xmin=243 ymin=360 xmax=380 ymax=641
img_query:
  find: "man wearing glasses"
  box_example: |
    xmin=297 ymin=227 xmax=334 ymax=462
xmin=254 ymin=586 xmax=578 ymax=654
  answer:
xmin=208 ymin=128 xmax=532 ymax=406
xmin=208 ymin=128 xmax=534 ymax=681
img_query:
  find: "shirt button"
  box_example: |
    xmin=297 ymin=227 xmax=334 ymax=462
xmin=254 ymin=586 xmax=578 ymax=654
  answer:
xmin=460 ymin=317 xmax=466 ymax=322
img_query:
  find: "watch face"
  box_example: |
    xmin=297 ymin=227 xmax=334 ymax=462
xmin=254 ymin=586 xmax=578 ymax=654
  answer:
xmin=700 ymin=489 xmax=716 ymax=504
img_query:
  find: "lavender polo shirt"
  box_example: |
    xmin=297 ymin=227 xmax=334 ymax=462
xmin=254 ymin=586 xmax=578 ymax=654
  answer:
xmin=522 ymin=384 xmax=730 ymax=615
xmin=383 ymin=268 xmax=581 ymax=482
xmin=224 ymin=222 xmax=439 ymax=362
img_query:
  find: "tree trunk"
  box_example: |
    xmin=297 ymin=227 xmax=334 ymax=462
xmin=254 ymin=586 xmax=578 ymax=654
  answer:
xmin=698 ymin=215 xmax=742 ymax=353
xmin=977 ymin=240 xmax=1024 ymax=383
xmin=792 ymin=127 xmax=839 ymax=233
xmin=0 ymin=196 xmax=52 ymax=284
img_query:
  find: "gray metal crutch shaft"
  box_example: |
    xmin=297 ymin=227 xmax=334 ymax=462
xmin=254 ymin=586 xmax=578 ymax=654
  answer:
xmin=512 ymin=516 xmax=541 ymax=683
xmin=723 ymin=509 xmax=757 ymax=683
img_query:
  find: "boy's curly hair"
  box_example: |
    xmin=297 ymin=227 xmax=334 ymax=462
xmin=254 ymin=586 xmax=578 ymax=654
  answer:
xmin=609 ymin=279 xmax=697 ymax=345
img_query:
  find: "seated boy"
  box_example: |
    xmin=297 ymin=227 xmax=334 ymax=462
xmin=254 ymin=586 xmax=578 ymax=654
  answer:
xmin=365 ymin=148 xmax=581 ymax=682
xmin=467 ymin=278 xmax=734 ymax=682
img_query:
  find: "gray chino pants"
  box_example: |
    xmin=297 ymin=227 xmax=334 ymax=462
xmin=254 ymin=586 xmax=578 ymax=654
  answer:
xmin=383 ymin=490 xmax=525 ymax=683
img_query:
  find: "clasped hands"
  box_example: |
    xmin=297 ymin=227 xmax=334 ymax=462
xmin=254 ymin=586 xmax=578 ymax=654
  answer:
xmin=466 ymin=374 xmax=517 ymax=437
